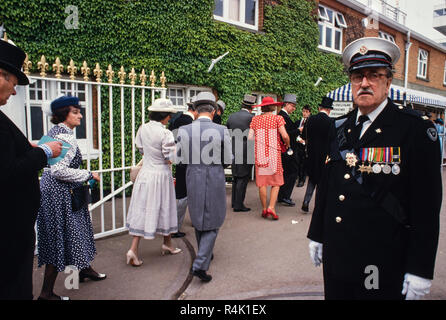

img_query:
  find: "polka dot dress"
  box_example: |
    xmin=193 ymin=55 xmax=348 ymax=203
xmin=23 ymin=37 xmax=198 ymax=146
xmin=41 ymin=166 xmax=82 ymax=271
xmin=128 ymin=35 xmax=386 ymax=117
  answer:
xmin=37 ymin=125 xmax=96 ymax=272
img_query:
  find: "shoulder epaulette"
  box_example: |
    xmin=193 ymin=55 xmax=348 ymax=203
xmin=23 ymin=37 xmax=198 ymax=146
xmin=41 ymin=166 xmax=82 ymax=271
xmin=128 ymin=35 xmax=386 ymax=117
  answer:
xmin=395 ymin=105 xmax=426 ymax=121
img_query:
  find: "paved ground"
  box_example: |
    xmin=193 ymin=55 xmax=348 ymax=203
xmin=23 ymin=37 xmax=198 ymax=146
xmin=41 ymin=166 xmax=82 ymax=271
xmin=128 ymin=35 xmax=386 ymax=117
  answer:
xmin=32 ymin=170 xmax=446 ymax=300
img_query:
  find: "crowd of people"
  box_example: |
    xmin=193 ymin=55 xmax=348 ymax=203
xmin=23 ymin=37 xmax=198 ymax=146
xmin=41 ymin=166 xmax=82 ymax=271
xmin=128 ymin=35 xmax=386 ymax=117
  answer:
xmin=0 ymin=36 xmax=443 ymax=300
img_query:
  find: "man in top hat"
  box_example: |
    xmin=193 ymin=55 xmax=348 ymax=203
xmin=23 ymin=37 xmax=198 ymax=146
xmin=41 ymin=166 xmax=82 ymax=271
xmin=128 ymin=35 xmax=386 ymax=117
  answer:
xmin=0 ymin=39 xmax=62 ymax=299
xmin=213 ymin=99 xmax=225 ymax=124
xmin=176 ymin=92 xmax=232 ymax=282
xmin=307 ymin=37 xmax=442 ymax=300
xmin=301 ymin=96 xmax=335 ymax=213
xmin=277 ymin=93 xmax=300 ymax=206
xmin=226 ymin=94 xmax=257 ymax=212
xmin=169 ymin=99 xmax=198 ymax=238
xmin=295 ymin=105 xmax=311 ymax=187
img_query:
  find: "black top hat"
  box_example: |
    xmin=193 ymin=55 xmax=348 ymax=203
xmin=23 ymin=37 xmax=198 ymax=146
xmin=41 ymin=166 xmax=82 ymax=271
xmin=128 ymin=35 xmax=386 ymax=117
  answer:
xmin=0 ymin=40 xmax=29 ymax=85
xmin=319 ymin=97 xmax=334 ymax=109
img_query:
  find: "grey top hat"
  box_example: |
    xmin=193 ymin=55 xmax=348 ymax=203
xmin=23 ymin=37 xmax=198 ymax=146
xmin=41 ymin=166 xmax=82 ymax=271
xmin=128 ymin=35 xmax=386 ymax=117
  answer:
xmin=193 ymin=91 xmax=218 ymax=109
xmin=283 ymin=93 xmax=297 ymax=105
xmin=216 ymin=100 xmax=226 ymax=112
xmin=242 ymin=94 xmax=257 ymax=106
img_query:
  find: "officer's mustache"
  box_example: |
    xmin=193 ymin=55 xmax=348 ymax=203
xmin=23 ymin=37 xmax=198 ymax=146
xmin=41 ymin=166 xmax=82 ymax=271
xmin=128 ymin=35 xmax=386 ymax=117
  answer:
xmin=357 ymin=88 xmax=374 ymax=96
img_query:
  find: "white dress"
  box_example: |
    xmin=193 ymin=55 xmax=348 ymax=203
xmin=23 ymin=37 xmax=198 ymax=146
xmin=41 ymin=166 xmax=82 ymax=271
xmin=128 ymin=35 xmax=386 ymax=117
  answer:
xmin=126 ymin=121 xmax=178 ymax=239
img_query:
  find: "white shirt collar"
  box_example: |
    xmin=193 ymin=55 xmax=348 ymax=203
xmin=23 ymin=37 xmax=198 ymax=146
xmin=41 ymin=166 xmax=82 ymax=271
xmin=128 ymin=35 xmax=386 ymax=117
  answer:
xmin=320 ymin=110 xmax=329 ymax=116
xmin=282 ymin=109 xmax=289 ymax=115
xmin=184 ymin=111 xmax=195 ymax=120
xmin=241 ymin=108 xmax=251 ymax=113
xmin=198 ymin=115 xmax=212 ymax=121
xmin=356 ymin=98 xmax=388 ymax=124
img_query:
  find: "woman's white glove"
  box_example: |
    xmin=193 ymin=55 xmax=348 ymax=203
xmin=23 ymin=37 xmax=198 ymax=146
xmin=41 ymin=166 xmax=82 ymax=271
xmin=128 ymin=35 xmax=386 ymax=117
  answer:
xmin=401 ymin=273 xmax=432 ymax=300
xmin=309 ymin=241 xmax=323 ymax=267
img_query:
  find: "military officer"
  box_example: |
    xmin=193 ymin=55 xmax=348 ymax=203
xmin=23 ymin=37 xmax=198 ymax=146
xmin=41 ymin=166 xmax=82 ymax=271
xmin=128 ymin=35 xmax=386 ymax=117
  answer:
xmin=307 ymin=37 xmax=442 ymax=300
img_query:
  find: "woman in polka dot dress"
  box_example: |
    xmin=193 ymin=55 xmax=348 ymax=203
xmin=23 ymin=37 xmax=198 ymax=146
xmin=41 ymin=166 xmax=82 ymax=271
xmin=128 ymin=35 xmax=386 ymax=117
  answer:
xmin=249 ymin=97 xmax=290 ymax=220
xmin=36 ymin=96 xmax=105 ymax=300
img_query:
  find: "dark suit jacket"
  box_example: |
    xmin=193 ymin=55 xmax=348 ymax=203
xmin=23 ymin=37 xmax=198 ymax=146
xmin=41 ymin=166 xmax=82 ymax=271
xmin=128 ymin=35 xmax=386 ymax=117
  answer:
xmin=0 ymin=110 xmax=47 ymax=299
xmin=278 ymin=110 xmax=300 ymax=172
xmin=169 ymin=113 xmax=194 ymax=199
xmin=308 ymin=99 xmax=442 ymax=286
xmin=226 ymin=109 xmax=254 ymax=177
xmin=303 ymin=111 xmax=334 ymax=184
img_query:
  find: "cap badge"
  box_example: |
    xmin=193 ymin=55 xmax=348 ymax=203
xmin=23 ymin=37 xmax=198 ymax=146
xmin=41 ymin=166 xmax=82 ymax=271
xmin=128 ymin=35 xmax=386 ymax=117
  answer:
xmin=359 ymin=45 xmax=368 ymax=55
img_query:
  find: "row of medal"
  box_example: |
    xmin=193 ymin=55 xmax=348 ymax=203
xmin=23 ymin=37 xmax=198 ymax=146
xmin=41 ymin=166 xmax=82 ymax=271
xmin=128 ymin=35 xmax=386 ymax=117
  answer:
xmin=345 ymin=147 xmax=401 ymax=175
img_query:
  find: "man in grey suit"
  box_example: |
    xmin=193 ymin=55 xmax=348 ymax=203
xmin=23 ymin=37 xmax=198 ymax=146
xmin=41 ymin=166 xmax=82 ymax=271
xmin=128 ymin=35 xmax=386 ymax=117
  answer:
xmin=226 ymin=94 xmax=256 ymax=212
xmin=176 ymin=92 xmax=232 ymax=282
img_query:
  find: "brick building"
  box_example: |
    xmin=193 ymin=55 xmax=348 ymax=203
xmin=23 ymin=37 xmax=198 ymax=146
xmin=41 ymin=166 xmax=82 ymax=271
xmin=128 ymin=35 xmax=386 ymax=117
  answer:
xmin=317 ymin=0 xmax=446 ymax=120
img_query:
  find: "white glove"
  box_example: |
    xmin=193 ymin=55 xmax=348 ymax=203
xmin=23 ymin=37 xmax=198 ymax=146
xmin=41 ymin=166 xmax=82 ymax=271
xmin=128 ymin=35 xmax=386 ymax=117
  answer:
xmin=401 ymin=273 xmax=432 ymax=300
xmin=309 ymin=241 xmax=323 ymax=267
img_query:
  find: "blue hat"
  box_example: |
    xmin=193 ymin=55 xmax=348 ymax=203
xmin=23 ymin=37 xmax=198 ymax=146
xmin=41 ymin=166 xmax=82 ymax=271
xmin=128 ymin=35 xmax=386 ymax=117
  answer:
xmin=50 ymin=96 xmax=80 ymax=113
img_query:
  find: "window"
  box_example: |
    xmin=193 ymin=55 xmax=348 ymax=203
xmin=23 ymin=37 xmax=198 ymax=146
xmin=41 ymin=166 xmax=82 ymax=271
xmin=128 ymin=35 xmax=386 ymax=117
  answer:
xmin=418 ymin=49 xmax=428 ymax=79
xmin=213 ymin=0 xmax=259 ymax=31
xmin=318 ymin=5 xmax=347 ymax=54
xmin=167 ymin=88 xmax=185 ymax=107
xmin=167 ymin=85 xmax=212 ymax=110
xmin=251 ymin=92 xmax=278 ymax=115
xmin=378 ymin=31 xmax=395 ymax=43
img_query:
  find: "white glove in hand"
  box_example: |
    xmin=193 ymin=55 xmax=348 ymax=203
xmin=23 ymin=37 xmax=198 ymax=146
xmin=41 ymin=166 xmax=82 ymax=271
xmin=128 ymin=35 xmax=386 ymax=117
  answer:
xmin=401 ymin=273 xmax=432 ymax=300
xmin=309 ymin=241 xmax=323 ymax=267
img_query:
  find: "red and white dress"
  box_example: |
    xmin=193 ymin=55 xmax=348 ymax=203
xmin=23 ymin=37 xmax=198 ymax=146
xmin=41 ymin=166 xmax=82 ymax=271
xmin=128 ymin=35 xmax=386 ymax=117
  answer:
xmin=250 ymin=114 xmax=286 ymax=187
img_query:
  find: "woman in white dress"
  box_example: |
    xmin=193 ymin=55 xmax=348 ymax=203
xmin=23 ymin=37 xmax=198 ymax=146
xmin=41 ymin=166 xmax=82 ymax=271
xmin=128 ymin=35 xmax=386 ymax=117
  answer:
xmin=126 ymin=98 xmax=181 ymax=266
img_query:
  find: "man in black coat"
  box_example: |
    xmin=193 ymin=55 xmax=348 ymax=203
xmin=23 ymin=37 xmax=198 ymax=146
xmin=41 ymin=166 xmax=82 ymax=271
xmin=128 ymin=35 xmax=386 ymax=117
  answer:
xmin=307 ymin=37 xmax=442 ymax=300
xmin=226 ymin=94 xmax=256 ymax=212
xmin=277 ymin=94 xmax=300 ymax=206
xmin=0 ymin=40 xmax=62 ymax=299
xmin=295 ymin=105 xmax=311 ymax=187
xmin=169 ymin=102 xmax=197 ymax=238
xmin=301 ymin=97 xmax=335 ymax=213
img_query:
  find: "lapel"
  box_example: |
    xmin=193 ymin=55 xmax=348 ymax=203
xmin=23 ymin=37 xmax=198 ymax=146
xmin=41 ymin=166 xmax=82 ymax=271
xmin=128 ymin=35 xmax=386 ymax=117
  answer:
xmin=357 ymin=100 xmax=396 ymax=148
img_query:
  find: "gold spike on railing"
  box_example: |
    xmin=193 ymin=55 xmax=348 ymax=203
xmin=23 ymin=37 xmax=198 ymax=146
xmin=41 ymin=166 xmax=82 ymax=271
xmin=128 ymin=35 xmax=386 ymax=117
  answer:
xmin=160 ymin=71 xmax=166 ymax=88
xmin=52 ymin=57 xmax=63 ymax=79
xmin=106 ymin=65 xmax=114 ymax=83
xmin=67 ymin=59 xmax=77 ymax=80
xmin=23 ymin=54 xmax=32 ymax=76
xmin=3 ymin=32 xmax=7 ymax=41
xmin=129 ymin=68 xmax=137 ymax=85
xmin=93 ymin=63 xmax=102 ymax=83
xmin=81 ymin=61 xmax=90 ymax=81
xmin=140 ymin=69 xmax=147 ymax=87
xmin=37 ymin=55 xmax=49 ymax=78
xmin=150 ymin=70 xmax=156 ymax=87
xmin=118 ymin=66 xmax=126 ymax=84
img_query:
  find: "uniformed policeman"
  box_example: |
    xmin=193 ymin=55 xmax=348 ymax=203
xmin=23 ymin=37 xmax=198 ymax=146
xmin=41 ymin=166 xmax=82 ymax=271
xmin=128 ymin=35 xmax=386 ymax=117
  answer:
xmin=307 ymin=37 xmax=442 ymax=300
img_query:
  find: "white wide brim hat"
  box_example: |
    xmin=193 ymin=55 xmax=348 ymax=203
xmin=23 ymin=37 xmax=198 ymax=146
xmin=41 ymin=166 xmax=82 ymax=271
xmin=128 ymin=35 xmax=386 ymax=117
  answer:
xmin=148 ymin=98 xmax=178 ymax=113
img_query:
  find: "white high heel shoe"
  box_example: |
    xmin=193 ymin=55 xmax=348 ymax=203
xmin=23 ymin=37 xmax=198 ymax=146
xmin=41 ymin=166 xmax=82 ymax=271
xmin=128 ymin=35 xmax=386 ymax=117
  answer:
xmin=161 ymin=244 xmax=182 ymax=255
xmin=126 ymin=250 xmax=143 ymax=266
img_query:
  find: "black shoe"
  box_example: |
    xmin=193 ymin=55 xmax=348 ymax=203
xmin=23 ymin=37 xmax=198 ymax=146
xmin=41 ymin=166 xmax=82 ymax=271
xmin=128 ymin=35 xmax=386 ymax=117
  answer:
xmin=301 ymin=202 xmax=309 ymax=213
xmin=79 ymin=269 xmax=107 ymax=282
xmin=192 ymin=269 xmax=212 ymax=282
xmin=296 ymin=181 xmax=304 ymax=187
xmin=281 ymin=198 xmax=296 ymax=207
xmin=233 ymin=207 xmax=251 ymax=212
xmin=171 ymin=232 xmax=186 ymax=238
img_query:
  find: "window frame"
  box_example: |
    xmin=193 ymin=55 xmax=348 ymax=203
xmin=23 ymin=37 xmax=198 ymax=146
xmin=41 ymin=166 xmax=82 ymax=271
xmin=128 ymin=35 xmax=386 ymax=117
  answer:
xmin=318 ymin=5 xmax=347 ymax=54
xmin=443 ymin=61 xmax=446 ymax=85
xmin=213 ymin=0 xmax=259 ymax=31
xmin=417 ymin=48 xmax=429 ymax=79
xmin=167 ymin=85 xmax=213 ymax=111
xmin=378 ymin=31 xmax=395 ymax=43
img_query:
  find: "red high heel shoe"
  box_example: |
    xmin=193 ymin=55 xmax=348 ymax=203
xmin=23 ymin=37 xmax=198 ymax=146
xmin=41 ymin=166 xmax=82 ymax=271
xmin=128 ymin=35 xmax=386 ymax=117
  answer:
xmin=261 ymin=209 xmax=268 ymax=218
xmin=267 ymin=208 xmax=279 ymax=220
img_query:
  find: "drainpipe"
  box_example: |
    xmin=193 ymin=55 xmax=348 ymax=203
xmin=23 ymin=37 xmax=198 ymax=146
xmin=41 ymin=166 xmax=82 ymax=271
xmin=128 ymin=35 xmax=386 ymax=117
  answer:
xmin=404 ymin=30 xmax=412 ymax=107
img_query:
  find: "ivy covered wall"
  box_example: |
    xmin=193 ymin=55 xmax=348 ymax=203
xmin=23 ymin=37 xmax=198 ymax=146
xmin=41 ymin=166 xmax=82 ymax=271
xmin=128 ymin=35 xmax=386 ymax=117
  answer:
xmin=0 ymin=0 xmax=348 ymax=122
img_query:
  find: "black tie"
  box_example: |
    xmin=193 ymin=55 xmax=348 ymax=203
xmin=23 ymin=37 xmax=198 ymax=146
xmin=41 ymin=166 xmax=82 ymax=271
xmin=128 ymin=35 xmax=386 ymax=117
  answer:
xmin=352 ymin=115 xmax=370 ymax=143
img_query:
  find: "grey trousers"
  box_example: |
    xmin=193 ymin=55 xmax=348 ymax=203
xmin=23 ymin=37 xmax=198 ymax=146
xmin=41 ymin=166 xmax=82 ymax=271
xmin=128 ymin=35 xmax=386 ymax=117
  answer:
xmin=303 ymin=179 xmax=316 ymax=205
xmin=177 ymin=197 xmax=188 ymax=230
xmin=192 ymin=229 xmax=219 ymax=272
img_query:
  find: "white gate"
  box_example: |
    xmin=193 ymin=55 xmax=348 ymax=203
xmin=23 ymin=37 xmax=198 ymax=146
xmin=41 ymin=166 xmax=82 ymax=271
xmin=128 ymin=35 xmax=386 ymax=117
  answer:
xmin=20 ymin=55 xmax=167 ymax=239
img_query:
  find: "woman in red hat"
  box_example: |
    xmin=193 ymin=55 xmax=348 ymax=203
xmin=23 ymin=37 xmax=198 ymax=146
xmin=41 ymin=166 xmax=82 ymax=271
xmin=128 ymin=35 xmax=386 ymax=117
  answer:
xmin=249 ymin=97 xmax=290 ymax=220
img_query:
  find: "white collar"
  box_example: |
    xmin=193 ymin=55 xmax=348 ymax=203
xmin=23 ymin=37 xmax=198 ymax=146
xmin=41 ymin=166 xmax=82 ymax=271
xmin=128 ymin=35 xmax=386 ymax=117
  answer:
xmin=356 ymin=99 xmax=387 ymax=124
xmin=320 ymin=110 xmax=329 ymax=116
xmin=241 ymin=108 xmax=251 ymax=113
xmin=198 ymin=115 xmax=212 ymax=121
xmin=184 ymin=111 xmax=195 ymax=120
xmin=282 ymin=109 xmax=289 ymax=115
xmin=59 ymin=123 xmax=74 ymax=134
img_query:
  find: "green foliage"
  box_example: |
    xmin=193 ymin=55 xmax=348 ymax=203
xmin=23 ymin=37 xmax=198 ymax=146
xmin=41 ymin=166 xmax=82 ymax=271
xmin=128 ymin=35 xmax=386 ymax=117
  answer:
xmin=1 ymin=0 xmax=348 ymax=189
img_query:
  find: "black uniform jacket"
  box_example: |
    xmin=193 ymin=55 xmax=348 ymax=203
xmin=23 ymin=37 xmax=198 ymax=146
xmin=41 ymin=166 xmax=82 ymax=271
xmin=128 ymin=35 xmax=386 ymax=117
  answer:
xmin=0 ymin=110 xmax=47 ymax=299
xmin=278 ymin=110 xmax=300 ymax=171
xmin=307 ymin=99 xmax=442 ymax=285
xmin=303 ymin=111 xmax=335 ymax=184
xmin=226 ymin=109 xmax=254 ymax=177
xmin=170 ymin=113 xmax=194 ymax=199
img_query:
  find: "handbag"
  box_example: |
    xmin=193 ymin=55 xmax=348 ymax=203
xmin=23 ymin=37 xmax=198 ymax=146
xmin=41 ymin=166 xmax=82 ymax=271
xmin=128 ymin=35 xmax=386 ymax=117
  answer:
xmin=130 ymin=159 xmax=143 ymax=183
xmin=70 ymin=185 xmax=91 ymax=211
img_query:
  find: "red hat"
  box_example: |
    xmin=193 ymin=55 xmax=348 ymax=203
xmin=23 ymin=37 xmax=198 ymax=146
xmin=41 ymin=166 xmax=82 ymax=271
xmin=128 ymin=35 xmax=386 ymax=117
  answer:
xmin=253 ymin=96 xmax=283 ymax=108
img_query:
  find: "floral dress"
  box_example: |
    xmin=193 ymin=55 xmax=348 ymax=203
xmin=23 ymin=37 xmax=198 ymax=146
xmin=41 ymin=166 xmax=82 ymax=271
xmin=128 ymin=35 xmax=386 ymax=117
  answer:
xmin=250 ymin=114 xmax=286 ymax=187
xmin=37 ymin=123 xmax=96 ymax=272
